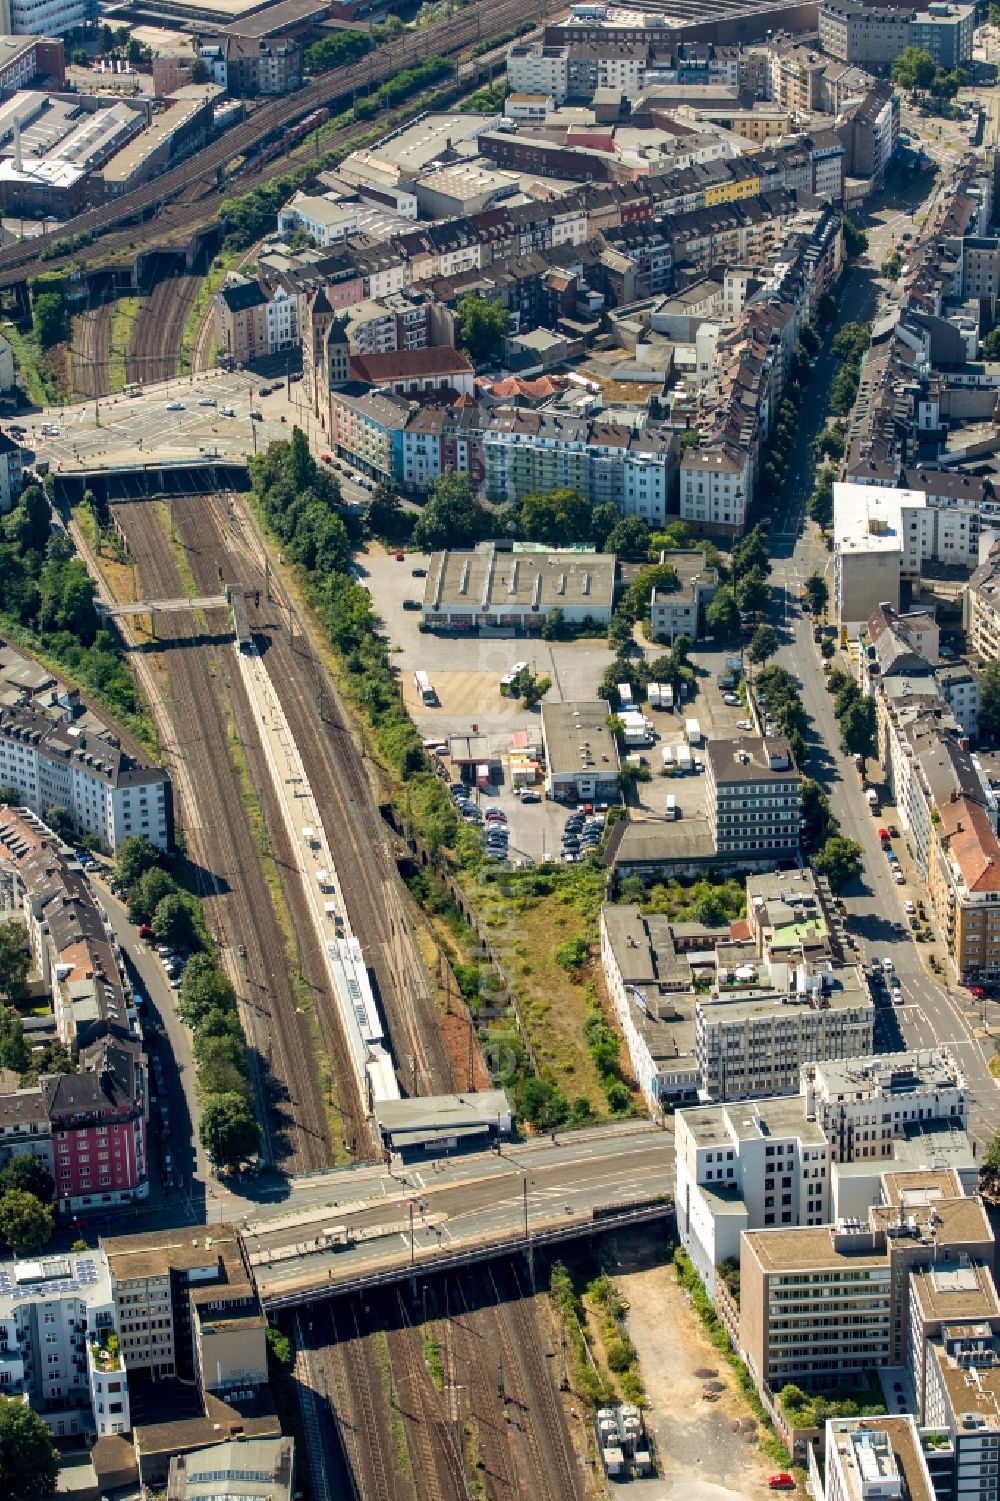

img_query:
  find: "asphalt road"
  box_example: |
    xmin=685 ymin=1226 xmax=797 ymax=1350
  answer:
xmin=764 ymin=220 xmax=1000 ymax=1155
xmin=246 ymin=1123 xmax=674 ymax=1296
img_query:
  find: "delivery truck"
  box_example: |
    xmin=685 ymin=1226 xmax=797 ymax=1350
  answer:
xmin=684 ymin=718 xmax=702 ymax=746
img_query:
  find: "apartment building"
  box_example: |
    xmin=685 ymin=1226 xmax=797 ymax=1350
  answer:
xmin=911 ymin=4 xmax=975 ymax=69
xmin=740 ymin=1188 xmax=993 ymax=1392
xmin=214 ymin=279 xmax=298 ymax=363
xmin=818 ymin=0 xmax=917 ymax=66
xmin=676 ymin=1096 xmax=832 ymax=1297
xmin=3 ymin=0 xmax=95 ymax=37
xmin=802 ymin=1051 xmax=969 ymax=1163
xmin=924 ymin=1330 xmax=1000 ymax=1490
xmin=967 ymin=548 xmax=1000 ymax=664
xmin=696 ymin=960 xmax=873 ymax=1103
xmin=0 ymin=427 xmax=22 ymax=512
xmin=103 ymin=1225 xmax=252 ymax=1385
xmin=277 ymin=193 xmax=358 ymax=248
xmin=705 ymin=737 xmax=801 ymax=859
xmin=909 ymin=1256 xmax=1000 ymax=1420
xmin=0 ymin=1247 xmax=128 ymax=1441
xmin=506 ymin=44 xmax=570 ymax=106
xmin=931 ymin=793 xmax=1000 ymax=983
xmin=678 ymin=445 xmax=752 ymax=537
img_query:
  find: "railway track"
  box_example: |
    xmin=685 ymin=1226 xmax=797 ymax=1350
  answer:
xmin=184 ymin=489 xmax=454 ymax=1098
xmin=325 ymin=1300 xmax=396 ymax=1501
xmin=450 ymin=1273 xmax=518 ymax=1499
xmin=389 ymin=1292 xmax=469 ymax=1501
xmin=127 ymin=271 xmax=200 ymax=385
xmin=73 ymin=302 xmax=112 ymax=400
xmin=112 ymin=500 xmax=332 ymax=1172
xmin=0 ymin=0 xmax=559 ymax=288
xmin=169 ymin=493 xmax=372 ymax=1156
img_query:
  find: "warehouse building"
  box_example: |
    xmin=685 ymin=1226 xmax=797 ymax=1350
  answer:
xmin=540 ymin=699 xmax=621 ymax=805
xmin=422 ymin=541 xmax=615 ymax=633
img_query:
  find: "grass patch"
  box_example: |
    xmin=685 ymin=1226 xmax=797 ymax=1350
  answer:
xmin=180 ymin=252 xmax=241 ymax=373
xmin=423 ymin=1329 xmax=444 ymax=1393
xmin=154 ymin=500 xmax=199 ymax=601
xmin=990 ymin=1052 xmax=1000 ymax=1079
xmin=4 ymin=320 xmax=62 ymax=406
xmin=107 ymin=295 xmax=139 ymax=391
xmin=371 ymin=1330 xmax=412 ymax=1481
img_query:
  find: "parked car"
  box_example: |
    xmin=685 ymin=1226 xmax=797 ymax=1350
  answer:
xmin=520 ymin=790 xmax=541 ymax=803
xmin=402 ymin=599 xmax=421 ymax=610
xmin=139 ymin=924 xmax=153 ymax=940
xmin=894 ymin=869 xmax=906 ymax=884
xmin=723 ymin=693 xmax=740 ymax=706
xmin=411 ymin=567 xmax=427 ymax=577
xmin=904 ymin=900 xmax=915 ymax=914
xmin=737 ymin=719 xmax=753 ymax=731
xmin=768 ymin=1478 xmax=795 ymax=1492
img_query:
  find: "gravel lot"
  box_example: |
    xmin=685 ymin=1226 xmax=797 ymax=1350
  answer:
xmin=606 ymin=1236 xmax=779 ymax=1501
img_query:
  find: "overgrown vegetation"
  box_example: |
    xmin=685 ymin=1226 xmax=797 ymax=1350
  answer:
xmin=0 ymin=485 xmax=154 ymax=750
xmin=779 ymin=1380 xmax=886 ymax=1430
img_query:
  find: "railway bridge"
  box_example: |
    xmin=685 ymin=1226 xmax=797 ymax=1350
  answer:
xmin=241 ymin=1124 xmax=675 ymax=1310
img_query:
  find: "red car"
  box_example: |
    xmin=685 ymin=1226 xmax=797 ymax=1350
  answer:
xmin=971 ymin=985 xmax=988 ymax=999
xmin=768 ymin=1478 xmax=795 ymax=1492
xmin=139 ymin=924 xmax=153 ymax=940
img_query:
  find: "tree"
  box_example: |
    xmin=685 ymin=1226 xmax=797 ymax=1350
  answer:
xmin=813 ymin=836 xmax=864 ymax=893
xmin=151 ymin=893 xmax=196 ymax=950
xmin=839 ymin=698 xmax=877 ymax=761
xmin=800 ymin=777 xmax=836 ymax=853
xmin=113 ymin=834 xmax=160 ymax=891
xmin=31 ymin=289 xmax=67 ymax=349
xmin=842 ymin=214 xmax=869 ymax=259
xmin=983 ymin=661 xmax=1000 ymax=744
xmin=0 ymin=1007 xmax=27 ymax=1073
xmin=190 ymin=57 xmax=209 ymax=83
xmin=126 ymin=36 xmax=143 ymax=64
xmin=366 ymin=480 xmax=403 ymax=539
xmin=541 ymin=607 xmax=564 ymax=641
xmin=0 ymin=1158 xmax=53 ymax=1203
xmin=748 ymin=624 xmax=779 ymax=665
xmin=603 ymin=516 xmax=651 ymax=560
xmin=131 ymin=865 xmax=176 ymax=921
xmin=456 ymin=294 xmax=509 ymax=362
xmin=0 ymin=786 xmax=16 ymax=803
xmin=736 ymin=565 xmax=771 ymax=617
xmin=990 ymin=2 xmax=1000 ymax=25
xmin=179 ymin=955 xmax=236 ymax=1027
xmin=814 ymin=425 xmax=846 ymax=462
xmin=200 ymin=1092 xmax=261 ymax=1171
xmin=731 ymin=525 xmax=771 ymax=581
xmin=0 ymin=924 xmax=30 ymax=1004
xmin=892 ymin=46 xmax=936 ymax=93
xmin=0 ymin=1189 xmax=53 ymax=1255
xmin=519 ymin=487 xmax=592 ymax=546
xmin=0 ymin=1396 xmax=59 ymax=1501
xmin=804 ymin=573 xmax=829 ymax=617
xmin=678 ymin=428 xmax=701 ymax=453
xmin=71 ymin=47 xmax=88 ymax=66
xmin=43 ymin=806 xmax=73 ymax=842
xmin=705 ymin=585 xmax=739 ymax=639
xmin=881 ymin=250 xmax=904 ymax=280
xmin=982 ymin=327 xmax=1000 ymax=362
xmin=411 ymin=473 xmax=492 ymax=551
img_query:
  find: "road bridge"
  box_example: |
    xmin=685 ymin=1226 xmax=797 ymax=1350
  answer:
xmin=242 ymin=1125 xmax=674 ymax=1309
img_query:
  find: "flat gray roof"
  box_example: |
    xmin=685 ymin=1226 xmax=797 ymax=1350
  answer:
xmin=540 ymin=700 xmax=620 ymax=778
xmin=424 ymin=543 xmax=615 ymax=616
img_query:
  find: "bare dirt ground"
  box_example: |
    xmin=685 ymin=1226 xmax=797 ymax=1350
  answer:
xmin=607 ymin=1237 xmax=779 ymax=1501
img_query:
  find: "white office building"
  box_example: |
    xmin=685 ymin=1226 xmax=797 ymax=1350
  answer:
xmin=675 ymin=1095 xmax=831 ymax=1298
xmin=802 ymin=1050 xmax=968 ymax=1162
